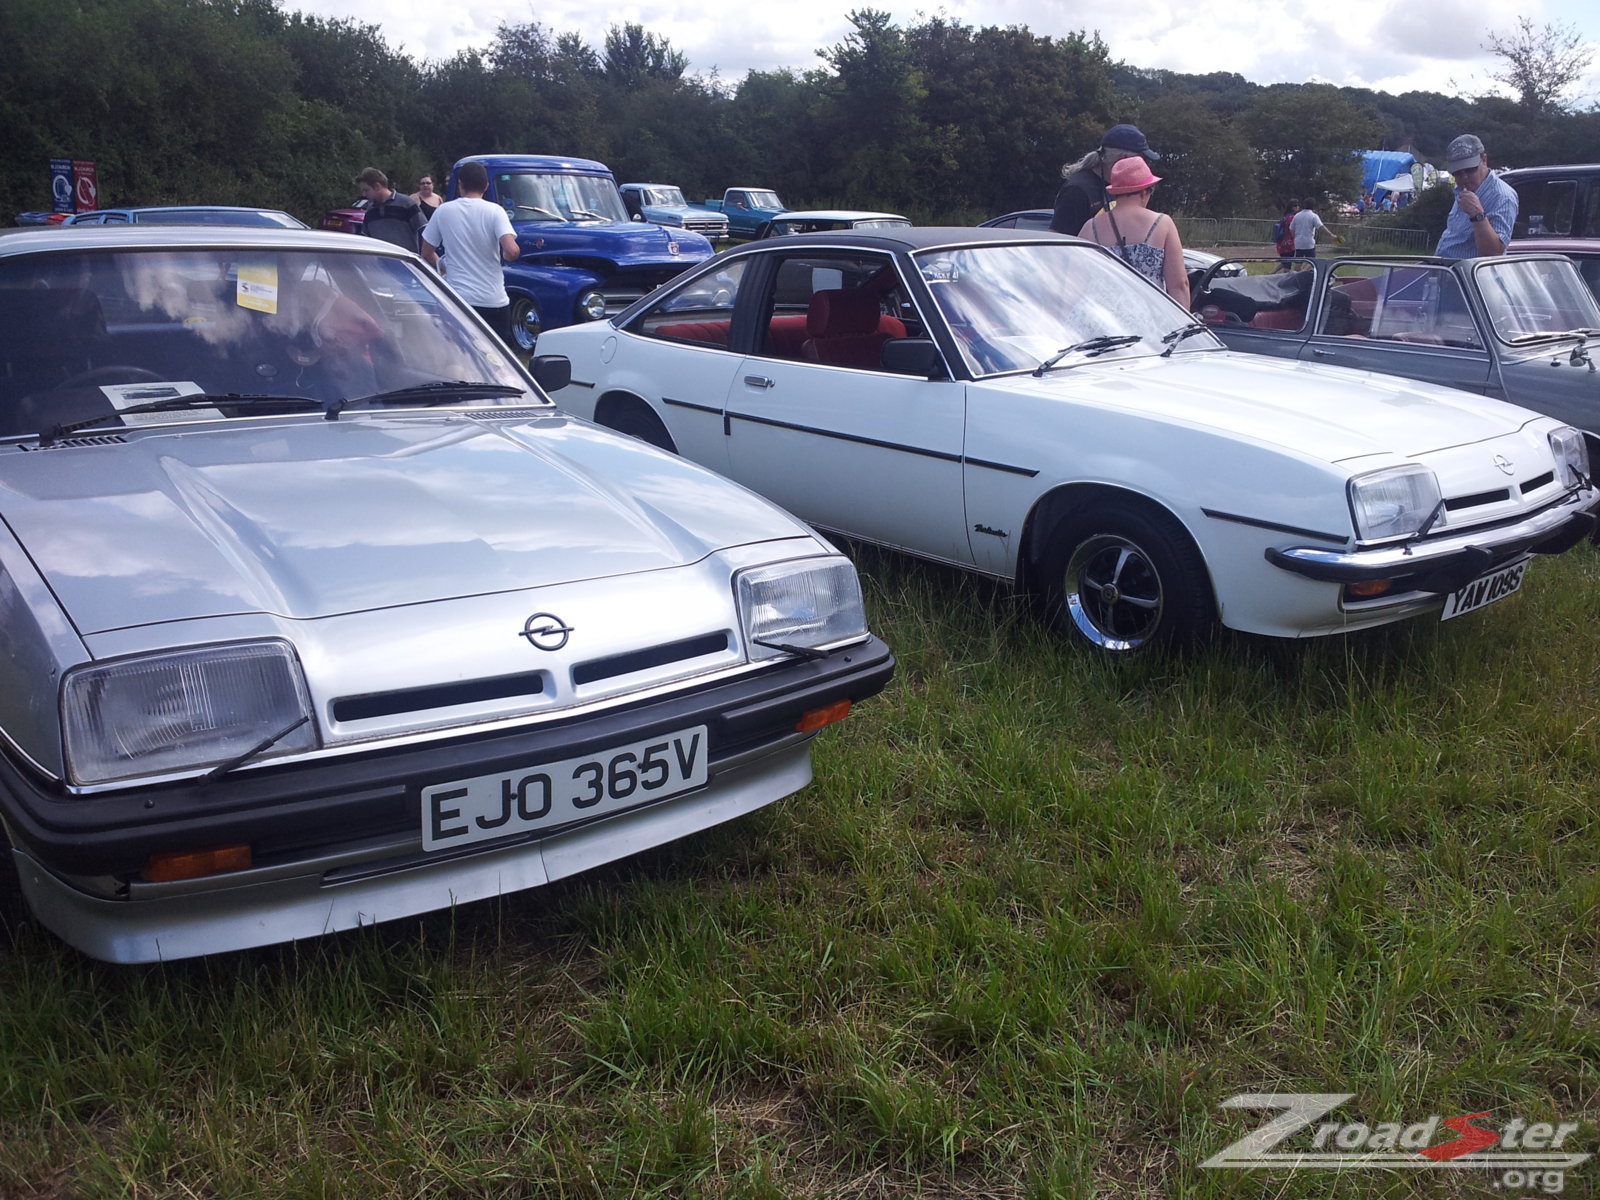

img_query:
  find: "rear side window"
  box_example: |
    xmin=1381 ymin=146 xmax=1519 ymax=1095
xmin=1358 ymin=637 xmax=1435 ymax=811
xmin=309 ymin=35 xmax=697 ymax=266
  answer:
xmin=1510 ymin=179 xmax=1577 ymax=237
xmin=631 ymin=260 xmax=748 ymax=348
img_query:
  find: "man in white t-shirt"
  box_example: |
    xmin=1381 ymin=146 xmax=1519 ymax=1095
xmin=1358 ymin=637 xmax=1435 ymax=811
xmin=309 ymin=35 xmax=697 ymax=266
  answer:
xmin=1289 ymin=198 xmax=1343 ymax=259
xmin=420 ymin=160 xmax=522 ymax=349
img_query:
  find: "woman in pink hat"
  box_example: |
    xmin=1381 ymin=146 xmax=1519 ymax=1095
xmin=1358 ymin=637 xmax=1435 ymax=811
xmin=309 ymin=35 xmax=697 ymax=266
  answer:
xmin=1077 ymin=157 xmax=1189 ymax=307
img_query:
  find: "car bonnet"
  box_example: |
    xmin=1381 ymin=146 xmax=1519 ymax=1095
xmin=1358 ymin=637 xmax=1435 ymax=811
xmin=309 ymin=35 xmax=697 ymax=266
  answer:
xmin=0 ymin=412 xmax=807 ymax=634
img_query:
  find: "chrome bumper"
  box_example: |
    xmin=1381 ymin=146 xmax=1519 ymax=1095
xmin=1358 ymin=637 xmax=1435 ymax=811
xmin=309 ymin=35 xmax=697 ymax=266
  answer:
xmin=1267 ymin=491 xmax=1598 ymax=593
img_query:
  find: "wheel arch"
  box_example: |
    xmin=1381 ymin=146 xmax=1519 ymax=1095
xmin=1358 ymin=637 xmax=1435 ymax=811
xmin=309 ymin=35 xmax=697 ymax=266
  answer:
xmin=593 ymin=389 xmax=676 ymax=452
xmin=1017 ymin=482 xmax=1211 ymax=595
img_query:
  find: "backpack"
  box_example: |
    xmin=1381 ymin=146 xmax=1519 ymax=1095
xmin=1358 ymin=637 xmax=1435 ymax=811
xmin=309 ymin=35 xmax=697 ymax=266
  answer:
xmin=1271 ymin=218 xmax=1286 ymax=242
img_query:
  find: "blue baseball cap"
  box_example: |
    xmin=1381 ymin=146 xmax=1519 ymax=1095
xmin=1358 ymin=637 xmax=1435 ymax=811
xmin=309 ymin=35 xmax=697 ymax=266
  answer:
xmin=1101 ymin=124 xmax=1160 ymax=161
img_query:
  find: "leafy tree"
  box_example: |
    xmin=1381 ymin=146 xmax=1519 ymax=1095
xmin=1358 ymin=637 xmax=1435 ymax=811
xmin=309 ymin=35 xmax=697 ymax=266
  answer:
xmin=1484 ymin=18 xmax=1594 ymax=114
xmin=603 ymin=23 xmax=688 ymax=90
xmin=1242 ymin=85 xmax=1385 ymax=205
xmin=1136 ymin=94 xmax=1260 ymax=218
xmin=816 ymin=10 xmax=928 ymax=203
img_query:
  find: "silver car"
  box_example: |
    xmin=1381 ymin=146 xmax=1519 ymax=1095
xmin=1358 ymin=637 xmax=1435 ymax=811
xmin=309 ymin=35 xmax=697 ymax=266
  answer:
xmin=0 ymin=227 xmax=892 ymax=962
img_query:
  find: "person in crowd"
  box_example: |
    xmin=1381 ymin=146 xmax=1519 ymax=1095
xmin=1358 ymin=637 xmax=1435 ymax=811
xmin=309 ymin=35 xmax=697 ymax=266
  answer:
xmin=1435 ymin=134 xmax=1517 ymax=259
xmin=410 ymin=174 xmax=443 ymax=219
xmin=1290 ymin=198 xmax=1343 ymax=258
xmin=420 ymin=159 xmax=522 ymax=350
xmin=1077 ymin=157 xmax=1189 ymax=307
xmin=354 ymin=167 xmax=425 ymax=253
xmin=1272 ymin=201 xmax=1300 ymax=272
xmin=1050 ymin=124 xmax=1160 ymax=236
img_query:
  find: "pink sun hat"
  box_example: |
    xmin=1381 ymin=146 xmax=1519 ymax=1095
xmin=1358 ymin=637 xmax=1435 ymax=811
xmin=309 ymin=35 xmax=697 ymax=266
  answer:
xmin=1105 ymin=157 xmax=1163 ymax=195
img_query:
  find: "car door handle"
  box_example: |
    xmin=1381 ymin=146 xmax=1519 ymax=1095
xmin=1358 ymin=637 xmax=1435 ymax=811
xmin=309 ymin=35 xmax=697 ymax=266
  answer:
xmin=1309 ymin=348 xmax=1333 ymax=357
xmin=743 ymin=375 xmax=775 ymax=389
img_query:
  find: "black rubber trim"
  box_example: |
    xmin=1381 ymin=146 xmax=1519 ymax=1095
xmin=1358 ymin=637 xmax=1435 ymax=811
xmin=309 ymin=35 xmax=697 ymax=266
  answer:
xmin=963 ymin=457 xmax=1039 ymax=478
xmin=0 ymin=637 xmax=893 ymax=877
xmin=662 ymin=397 xmax=722 ymax=415
xmin=1202 ymin=508 xmax=1349 ymax=543
xmin=728 ymin=410 xmax=963 ymax=463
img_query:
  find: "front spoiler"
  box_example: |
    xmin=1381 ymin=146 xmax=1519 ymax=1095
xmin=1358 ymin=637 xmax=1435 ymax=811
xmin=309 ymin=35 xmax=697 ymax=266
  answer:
xmin=1266 ymin=492 xmax=1598 ymax=594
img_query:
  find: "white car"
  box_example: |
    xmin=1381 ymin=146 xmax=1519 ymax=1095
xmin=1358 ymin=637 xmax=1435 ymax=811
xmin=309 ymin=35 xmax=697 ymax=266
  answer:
xmin=0 ymin=226 xmax=892 ymax=962
xmin=538 ymin=228 xmax=1599 ymax=653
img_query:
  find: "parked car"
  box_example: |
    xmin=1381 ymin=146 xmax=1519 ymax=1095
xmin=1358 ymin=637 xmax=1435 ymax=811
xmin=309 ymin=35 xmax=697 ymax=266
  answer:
xmin=702 ymin=188 xmax=789 ymax=239
xmin=319 ymin=198 xmax=369 ymax=234
xmin=619 ymin=184 xmax=729 ymax=242
xmin=65 ymin=206 xmax=307 ymax=229
xmin=979 ymin=210 xmax=1244 ymax=285
xmin=759 ymin=211 xmax=911 ymax=238
xmin=15 ymin=212 xmax=72 ymax=226
xmin=0 ymin=225 xmax=893 ymax=962
xmin=1190 ymin=253 xmax=1600 ymax=453
xmin=1501 ymin=163 xmax=1600 ymax=240
xmin=448 ymin=155 xmax=715 ymax=355
xmin=1508 ymin=237 xmax=1600 ymax=306
xmin=538 ymin=228 xmax=1597 ymax=655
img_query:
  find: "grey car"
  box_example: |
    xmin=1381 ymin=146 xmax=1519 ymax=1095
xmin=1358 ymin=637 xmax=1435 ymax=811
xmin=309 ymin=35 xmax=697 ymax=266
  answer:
xmin=1193 ymin=253 xmax=1600 ymax=451
xmin=0 ymin=226 xmax=892 ymax=962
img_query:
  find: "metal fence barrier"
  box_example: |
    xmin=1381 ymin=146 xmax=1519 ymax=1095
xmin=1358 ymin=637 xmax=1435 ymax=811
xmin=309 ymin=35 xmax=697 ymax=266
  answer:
xmin=1177 ymin=215 xmax=1433 ymax=255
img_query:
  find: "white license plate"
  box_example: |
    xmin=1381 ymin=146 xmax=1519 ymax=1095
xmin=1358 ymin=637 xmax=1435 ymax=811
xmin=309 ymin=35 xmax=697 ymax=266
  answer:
xmin=422 ymin=725 xmax=709 ymax=851
xmin=1440 ymin=558 xmax=1530 ymax=621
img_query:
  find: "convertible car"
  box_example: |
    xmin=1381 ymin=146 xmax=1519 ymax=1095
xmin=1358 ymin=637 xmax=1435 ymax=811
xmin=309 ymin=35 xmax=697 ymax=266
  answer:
xmin=1192 ymin=253 xmax=1600 ymax=450
xmin=538 ymin=228 xmax=1598 ymax=655
xmin=0 ymin=226 xmax=892 ymax=962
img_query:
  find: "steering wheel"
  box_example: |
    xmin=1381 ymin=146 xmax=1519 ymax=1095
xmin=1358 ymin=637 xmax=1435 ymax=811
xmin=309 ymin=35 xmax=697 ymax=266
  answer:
xmin=49 ymin=366 xmax=167 ymax=392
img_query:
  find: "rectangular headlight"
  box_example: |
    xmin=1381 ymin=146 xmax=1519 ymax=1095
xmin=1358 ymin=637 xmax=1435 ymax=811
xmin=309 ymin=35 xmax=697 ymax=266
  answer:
xmin=1549 ymin=426 xmax=1589 ymax=486
xmin=62 ymin=640 xmax=319 ymax=786
xmin=736 ymin=557 xmax=869 ymax=662
xmin=1348 ymin=465 xmax=1444 ymax=542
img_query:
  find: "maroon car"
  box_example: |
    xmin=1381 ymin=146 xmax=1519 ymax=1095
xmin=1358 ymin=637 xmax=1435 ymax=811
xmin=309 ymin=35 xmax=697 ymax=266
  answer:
xmin=319 ymin=198 xmax=368 ymax=234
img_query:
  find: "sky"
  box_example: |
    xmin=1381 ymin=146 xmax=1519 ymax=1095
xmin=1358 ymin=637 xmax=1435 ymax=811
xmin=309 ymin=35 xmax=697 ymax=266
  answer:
xmin=287 ymin=0 xmax=1600 ymax=106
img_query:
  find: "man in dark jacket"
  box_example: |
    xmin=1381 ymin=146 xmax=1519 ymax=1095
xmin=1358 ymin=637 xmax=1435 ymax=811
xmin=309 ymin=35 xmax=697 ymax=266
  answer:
xmin=354 ymin=167 xmax=424 ymax=253
xmin=1049 ymin=124 xmax=1161 ymax=236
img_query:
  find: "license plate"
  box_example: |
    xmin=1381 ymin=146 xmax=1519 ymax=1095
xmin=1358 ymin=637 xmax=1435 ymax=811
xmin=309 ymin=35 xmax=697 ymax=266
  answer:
xmin=422 ymin=725 xmax=709 ymax=851
xmin=1440 ymin=558 xmax=1530 ymax=621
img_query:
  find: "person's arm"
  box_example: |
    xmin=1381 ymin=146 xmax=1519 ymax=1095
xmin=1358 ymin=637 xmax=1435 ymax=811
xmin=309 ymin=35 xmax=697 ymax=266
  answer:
xmin=1317 ymin=215 xmax=1344 ymax=246
xmin=1157 ymin=216 xmax=1190 ymax=308
xmin=1462 ymin=186 xmax=1513 ymax=256
xmin=420 ymin=223 xmax=442 ymax=270
xmin=499 ymin=233 xmax=520 ymax=262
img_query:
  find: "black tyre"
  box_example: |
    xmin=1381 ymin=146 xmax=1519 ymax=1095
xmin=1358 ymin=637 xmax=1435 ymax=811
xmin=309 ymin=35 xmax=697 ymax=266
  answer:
xmin=605 ymin=402 xmax=676 ymax=453
xmin=1040 ymin=501 xmax=1214 ymax=652
xmin=509 ymin=297 xmax=541 ymax=355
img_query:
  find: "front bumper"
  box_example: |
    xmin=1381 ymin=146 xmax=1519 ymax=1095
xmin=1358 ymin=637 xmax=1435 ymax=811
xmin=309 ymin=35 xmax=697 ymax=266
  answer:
xmin=1266 ymin=491 xmax=1598 ymax=594
xmin=1 ymin=636 xmax=893 ymax=962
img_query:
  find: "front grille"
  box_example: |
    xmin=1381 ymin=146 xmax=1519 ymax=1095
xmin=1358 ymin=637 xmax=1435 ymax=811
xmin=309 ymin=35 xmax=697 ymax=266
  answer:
xmin=333 ymin=672 xmax=547 ymax=722
xmin=573 ymin=632 xmax=731 ymax=686
xmin=1444 ymin=488 xmax=1511 ymax=512
xmin=1520 ymin=471 xmax=1555 ymax=493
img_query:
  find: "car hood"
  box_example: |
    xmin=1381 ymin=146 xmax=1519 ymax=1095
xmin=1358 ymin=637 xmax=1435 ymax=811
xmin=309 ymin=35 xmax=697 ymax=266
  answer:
xmin=1 ymin=412 xmax=805 ymax=635
xmin=1025 ymin=351 xmax=1543 ymax=462
xmin=514 ymin=220 xmax=714 ymax=267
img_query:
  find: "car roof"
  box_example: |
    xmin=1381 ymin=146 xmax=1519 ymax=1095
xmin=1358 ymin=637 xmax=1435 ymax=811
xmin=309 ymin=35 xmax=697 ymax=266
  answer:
xmin=1500 ymin=164 xmax=1600 ymax=177
xmin=0 ymin=225 xmax=416 ymax=260
xmin=771 ymin=210 xmax=909 ymax=222
xmin=723 ymin=226 xmax=1084 ymax=253
xmin=1508 ymin=238 xmax=1600 ymax=255
xmin=457 ymin=154 xmax=612 ymax=175
xmin=74 ymin=205 xmax=304 ymax=222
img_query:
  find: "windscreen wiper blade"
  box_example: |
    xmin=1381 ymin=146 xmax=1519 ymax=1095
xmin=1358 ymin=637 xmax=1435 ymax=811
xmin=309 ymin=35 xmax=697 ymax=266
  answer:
xmin=1161 ymin=322 xmax=1213 ymax=357
xmin=1033 ymin=335 xmax=1142 ymax=376
xmin=326 ymin=381 xmax=529 ymax=420
xmin=39 ymin=393 xmax=321 ymax=445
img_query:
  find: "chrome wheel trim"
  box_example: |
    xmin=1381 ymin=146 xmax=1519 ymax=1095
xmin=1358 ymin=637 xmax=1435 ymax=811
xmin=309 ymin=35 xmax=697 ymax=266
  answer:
xmin=1063 ymin=533 xmax=1165 ymax=650
xmin=510 ymin=299 xmax=541 ymax=352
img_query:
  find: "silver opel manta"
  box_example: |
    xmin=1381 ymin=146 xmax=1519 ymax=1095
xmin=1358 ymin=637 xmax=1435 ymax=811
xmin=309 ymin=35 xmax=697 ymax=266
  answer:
xmin=0 ymin=227 xmax=892 ymax=962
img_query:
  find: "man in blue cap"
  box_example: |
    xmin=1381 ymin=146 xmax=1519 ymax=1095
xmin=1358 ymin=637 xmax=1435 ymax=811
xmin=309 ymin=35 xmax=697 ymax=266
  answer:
xmin=1434 ymin=134 xmax=1517 ymax=259
xmin=1050 ymin=124 xmax=1160 ymax=236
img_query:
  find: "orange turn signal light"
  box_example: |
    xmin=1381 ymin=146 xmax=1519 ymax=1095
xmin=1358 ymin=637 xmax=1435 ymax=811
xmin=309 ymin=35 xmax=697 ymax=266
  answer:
xmin=1347 ymin=579 xmax=1393 ymax=598
xmin=795 ymin=699 xmax=852 ymax=733
xmin=141 ymin=844 xmax=252 ymax=883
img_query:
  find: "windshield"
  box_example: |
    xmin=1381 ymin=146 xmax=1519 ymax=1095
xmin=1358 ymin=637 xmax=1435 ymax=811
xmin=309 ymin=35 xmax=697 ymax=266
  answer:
xmin=742 ymin=191 xmax=783 ymax=210
xmin=645 ymin=187 xmax=687 ymax=207
xmin=494 ymin=172 xmax=629 ymax=223
xmin=917 ymin=242 xmax=1219 ymax=376
xmin=135 ymin=210 xmax=305 ymax=228
xmin=1474 ymin=257 xmax=1600 ymax=342
xmin=0 ymin=246 xmax=533 ymax=437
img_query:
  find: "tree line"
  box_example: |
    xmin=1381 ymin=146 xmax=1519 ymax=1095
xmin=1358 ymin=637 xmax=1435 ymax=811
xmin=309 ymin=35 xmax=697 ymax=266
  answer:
xmin=3 ymin=0 xmax=1596 ymax=228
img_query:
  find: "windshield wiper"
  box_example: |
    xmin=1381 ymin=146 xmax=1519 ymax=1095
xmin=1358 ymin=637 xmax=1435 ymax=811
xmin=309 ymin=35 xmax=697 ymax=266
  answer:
xmin=1033 ymin=335 xmax=1142 ymax=376
xmin=1401 ymin=497 xmax=1449 ymax=552
xmin=1509 ymin=328 xmax=1600 ymax=344
xmin=39 ymin=393 xmax=321 ymax=445
xmin=326 ymin=381 xmax=528 ymax=420
xmin=569 ymin=208 xmax=608 ymax=221
xmin=1160 ymin=322 xmax=1213 ymax=357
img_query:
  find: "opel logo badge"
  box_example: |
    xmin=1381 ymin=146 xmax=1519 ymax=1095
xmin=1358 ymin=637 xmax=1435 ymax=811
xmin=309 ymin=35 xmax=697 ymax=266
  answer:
xmin=520 ymin=613 xmax=574 ymax=651
xmin=1493 ymin=454 xmax=1515 ymax=476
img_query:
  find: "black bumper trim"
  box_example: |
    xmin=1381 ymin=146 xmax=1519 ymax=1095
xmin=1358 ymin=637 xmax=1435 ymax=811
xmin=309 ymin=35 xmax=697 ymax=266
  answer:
xmin=0 ymin=637 xmax=893 ymax=876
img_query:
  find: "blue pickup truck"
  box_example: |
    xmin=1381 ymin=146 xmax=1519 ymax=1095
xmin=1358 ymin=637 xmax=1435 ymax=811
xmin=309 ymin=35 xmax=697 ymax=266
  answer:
xmin=447 ymin=154 xmax=715 ymax=353
xmin=701 ymin=188 xmax=789 ymax=240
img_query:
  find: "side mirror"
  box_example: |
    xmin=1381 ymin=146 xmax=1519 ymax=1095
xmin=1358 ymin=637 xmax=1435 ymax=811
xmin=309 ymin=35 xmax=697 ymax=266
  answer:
xmin=880 ymin=338 xmax=946 ymax=379
xmin=531 ymin=355 xmax=571 ymax=392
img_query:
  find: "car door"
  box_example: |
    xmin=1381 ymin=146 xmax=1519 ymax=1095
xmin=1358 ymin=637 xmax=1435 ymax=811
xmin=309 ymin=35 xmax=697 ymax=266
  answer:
xmin=722 ymin=249 xmax=973 ymax=565
xmin=1195 ymin=259 xmax=1313 ymax=361
xmin=1298 ymin=262 xmax=1493 ymax=395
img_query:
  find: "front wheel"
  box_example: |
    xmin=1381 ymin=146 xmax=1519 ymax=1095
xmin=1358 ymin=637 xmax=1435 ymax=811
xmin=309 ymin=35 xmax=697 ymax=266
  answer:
xmin=509 ymin=297 xmax=542 ymax=355
xmin=1039 ymin=502 xmax=1214 ymax=652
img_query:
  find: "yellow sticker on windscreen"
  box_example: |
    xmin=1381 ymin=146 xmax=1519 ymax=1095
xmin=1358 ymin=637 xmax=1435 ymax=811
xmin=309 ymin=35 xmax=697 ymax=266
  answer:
xmin=236 ymin=260 xmax=279 ymax=314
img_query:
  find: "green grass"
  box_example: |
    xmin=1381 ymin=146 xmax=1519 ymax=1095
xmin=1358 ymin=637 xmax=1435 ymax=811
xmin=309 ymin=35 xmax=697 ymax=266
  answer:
xmin=3 ymin=546 xmax=1599 ymax=1197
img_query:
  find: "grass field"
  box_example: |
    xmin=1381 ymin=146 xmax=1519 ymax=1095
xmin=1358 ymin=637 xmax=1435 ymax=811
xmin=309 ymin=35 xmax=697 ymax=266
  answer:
xmin=2 ymin=544 xmax=1598 ymax=1198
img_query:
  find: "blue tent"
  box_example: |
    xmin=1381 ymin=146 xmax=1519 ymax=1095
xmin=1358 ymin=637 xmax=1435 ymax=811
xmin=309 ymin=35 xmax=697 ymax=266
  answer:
xmin=1360 ymin=150 xmax=1416 ymax=195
